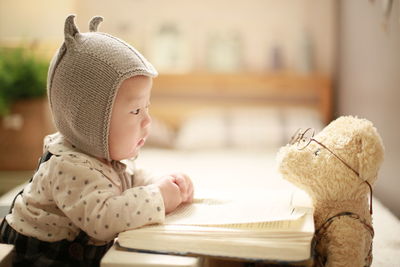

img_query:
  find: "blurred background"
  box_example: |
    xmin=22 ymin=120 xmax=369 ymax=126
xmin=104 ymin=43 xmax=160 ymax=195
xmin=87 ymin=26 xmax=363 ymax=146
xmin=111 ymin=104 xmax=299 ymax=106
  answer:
xmin=0 ymin=0 xmax=399 ymax=218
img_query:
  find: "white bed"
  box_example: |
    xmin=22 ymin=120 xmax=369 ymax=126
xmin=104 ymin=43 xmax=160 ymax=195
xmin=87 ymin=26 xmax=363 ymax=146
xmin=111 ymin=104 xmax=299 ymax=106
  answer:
xmin=2 ymin=73 xmax=399 ymax=266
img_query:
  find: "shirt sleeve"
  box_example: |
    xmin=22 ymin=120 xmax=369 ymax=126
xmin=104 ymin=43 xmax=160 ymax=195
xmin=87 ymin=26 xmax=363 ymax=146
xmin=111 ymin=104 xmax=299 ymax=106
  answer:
xmin=47 ymin=155 xmax=165 ymax=242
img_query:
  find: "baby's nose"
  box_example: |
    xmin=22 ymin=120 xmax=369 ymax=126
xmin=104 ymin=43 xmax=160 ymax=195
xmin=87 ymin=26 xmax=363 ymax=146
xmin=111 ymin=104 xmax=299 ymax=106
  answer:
xmin=141 ymin=113 xmax=152 ymax=128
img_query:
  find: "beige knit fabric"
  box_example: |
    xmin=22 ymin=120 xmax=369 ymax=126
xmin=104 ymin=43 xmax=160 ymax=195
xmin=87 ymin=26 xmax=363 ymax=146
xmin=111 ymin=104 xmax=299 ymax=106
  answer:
xmin=47 ymin=15 xmax=158 ymax=160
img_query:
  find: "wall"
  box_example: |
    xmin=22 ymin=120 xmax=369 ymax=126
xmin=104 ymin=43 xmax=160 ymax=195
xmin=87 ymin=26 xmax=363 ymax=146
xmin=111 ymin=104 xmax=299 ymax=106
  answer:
xmin=337 ymin=0 xmax=400 ymax=217
xmin=76 ymin=0 xmax=336 ymax=74
xmin=0 ymin=0 xmax=76 ymax=43
xmin=1 ymin=0 xmax=336 ymax=75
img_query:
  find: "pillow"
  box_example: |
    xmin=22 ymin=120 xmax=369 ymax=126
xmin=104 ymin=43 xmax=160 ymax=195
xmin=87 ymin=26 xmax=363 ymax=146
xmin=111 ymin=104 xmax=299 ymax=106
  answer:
xmin=229 ymin=107 xmax=283 ymax=149
xmin=174 ymin=109 xmax=227 ymax=150
xmin=174 ymin=107 xmax=324 ymax=150
xmin=174 ymin=107 xmax=284 ymax=150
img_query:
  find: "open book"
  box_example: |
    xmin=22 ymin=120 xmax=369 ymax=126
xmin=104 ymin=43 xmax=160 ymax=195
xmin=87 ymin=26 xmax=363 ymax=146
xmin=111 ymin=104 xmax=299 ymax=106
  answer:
xmin=117 ymin=188 xmax=314 ymax=264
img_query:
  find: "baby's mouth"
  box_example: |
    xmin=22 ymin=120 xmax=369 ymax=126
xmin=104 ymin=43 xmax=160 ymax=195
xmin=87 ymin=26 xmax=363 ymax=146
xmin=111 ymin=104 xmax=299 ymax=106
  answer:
xmin=137 ymin=138 xmax=146 ymax=147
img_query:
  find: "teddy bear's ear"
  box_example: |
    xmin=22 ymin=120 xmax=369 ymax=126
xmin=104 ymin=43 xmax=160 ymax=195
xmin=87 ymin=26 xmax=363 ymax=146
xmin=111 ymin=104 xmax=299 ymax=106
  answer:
xmin=356 ymin=121 xmax=384 ymax=185
xmin=64 ymin=14 xmax=80 ymax=48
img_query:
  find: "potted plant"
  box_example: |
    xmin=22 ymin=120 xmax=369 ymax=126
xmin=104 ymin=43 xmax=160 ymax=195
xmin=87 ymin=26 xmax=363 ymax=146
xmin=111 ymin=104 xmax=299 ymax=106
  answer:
xmin=0 ymin=46 xmax=55 ymax=170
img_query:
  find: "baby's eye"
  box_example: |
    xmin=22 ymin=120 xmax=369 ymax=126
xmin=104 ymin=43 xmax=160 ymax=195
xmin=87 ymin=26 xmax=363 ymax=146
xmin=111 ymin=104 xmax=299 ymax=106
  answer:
xmin=130 ymin=103 xmax=150 ymax=115
xmin=130 ymin=108 xmax=141 ymax=115
xmin=314 ymin=148 xmax=321 ymax=156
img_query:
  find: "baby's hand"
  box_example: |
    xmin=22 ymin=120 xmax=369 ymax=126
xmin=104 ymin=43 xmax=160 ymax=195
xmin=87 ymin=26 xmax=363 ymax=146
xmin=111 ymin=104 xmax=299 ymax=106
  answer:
xmin=155 ymin=173 xmax=194 ymax=214
xmin=170 ymin=173 xmax=194 ymax=203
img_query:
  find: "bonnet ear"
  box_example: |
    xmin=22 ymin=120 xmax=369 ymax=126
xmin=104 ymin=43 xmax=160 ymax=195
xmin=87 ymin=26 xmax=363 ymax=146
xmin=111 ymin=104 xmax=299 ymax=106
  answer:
xmin=48 ymin=15 xmax=79 ymax=90
xmin=356 ymin=120 xmax=384 ymax=185
xmin=89 ymin=16 xmax=103 ymax=32
xmin=64 ymin=14 xmax=80 ymax=47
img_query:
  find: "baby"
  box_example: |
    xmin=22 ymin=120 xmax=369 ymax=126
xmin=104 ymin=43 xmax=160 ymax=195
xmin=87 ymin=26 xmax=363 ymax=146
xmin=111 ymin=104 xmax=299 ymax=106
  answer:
xmin=0 ymin=15 xmax=194 ymax=266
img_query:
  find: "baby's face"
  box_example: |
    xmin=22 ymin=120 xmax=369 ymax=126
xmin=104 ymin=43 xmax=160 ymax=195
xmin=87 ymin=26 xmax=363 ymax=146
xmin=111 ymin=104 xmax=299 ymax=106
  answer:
xmin=109 ymin=75 xmax=152 ymax=160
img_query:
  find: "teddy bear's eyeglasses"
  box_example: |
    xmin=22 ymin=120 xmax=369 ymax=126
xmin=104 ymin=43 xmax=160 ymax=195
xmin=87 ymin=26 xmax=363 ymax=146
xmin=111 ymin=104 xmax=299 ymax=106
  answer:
xmin=289 ymin=128 xmax=373 ymax=214
xmin=289 ymin=128 xmax=360 ymax=177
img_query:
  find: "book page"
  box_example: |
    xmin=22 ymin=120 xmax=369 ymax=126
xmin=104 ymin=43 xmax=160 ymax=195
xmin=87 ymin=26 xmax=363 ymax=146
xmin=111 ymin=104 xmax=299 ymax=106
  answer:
xmin=214 ymin=209 xmax=313 ymax=231
xmin=165 ymin=189 xmax=307 ymax=225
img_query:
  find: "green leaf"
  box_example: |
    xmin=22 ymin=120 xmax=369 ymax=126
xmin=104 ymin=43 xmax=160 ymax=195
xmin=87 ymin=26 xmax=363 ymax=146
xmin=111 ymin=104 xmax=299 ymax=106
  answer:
xmin=0 ymin=47 xmax=49 ymax=115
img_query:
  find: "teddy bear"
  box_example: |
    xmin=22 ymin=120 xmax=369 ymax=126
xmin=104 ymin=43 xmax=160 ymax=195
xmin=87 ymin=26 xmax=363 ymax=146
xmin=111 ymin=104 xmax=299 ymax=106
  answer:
xmin=277 ymin=116 xmax=384 ymax=267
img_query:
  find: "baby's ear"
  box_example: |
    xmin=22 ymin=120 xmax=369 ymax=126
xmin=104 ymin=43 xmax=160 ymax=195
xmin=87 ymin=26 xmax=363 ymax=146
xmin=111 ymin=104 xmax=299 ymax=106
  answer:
xmin=64 ymin=14 xmax=80 ymax=48
xmin=356 ymin=122 xmax=384 ymax=185
xmin=89 ymin=16 xmax=103 ymax=32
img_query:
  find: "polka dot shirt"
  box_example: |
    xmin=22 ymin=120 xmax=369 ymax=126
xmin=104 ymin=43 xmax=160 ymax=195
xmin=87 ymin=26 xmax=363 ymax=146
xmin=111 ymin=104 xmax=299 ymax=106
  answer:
xmin=5 ymin=132 xmax=165 ymax=245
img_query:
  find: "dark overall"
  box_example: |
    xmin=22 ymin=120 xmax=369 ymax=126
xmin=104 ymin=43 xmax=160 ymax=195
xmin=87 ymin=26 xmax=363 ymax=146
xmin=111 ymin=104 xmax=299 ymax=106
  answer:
xmin=0 ymin=152 xmax=113 ymax=267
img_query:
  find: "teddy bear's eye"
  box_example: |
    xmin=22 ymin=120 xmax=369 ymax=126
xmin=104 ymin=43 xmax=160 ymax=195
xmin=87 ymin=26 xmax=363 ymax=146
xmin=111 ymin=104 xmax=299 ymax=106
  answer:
xmin=314 ymin=148 xmax=321 ymax=156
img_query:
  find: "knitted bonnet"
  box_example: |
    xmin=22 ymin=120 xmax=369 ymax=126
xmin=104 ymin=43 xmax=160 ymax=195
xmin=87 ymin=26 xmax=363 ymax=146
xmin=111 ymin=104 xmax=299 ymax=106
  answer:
xmin=47 ymin=15 xmax=157 ymax=160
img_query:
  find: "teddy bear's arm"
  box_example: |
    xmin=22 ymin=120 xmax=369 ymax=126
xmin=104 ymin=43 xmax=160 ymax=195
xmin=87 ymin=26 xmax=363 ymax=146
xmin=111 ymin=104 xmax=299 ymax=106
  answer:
xmin=324 ymin=217 xmax=370 ymax=267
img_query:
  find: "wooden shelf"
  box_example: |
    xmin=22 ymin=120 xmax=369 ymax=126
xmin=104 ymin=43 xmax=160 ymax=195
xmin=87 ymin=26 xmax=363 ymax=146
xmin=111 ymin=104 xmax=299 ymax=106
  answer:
xmin=151 ymin=73 xmax=332 ymax=127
